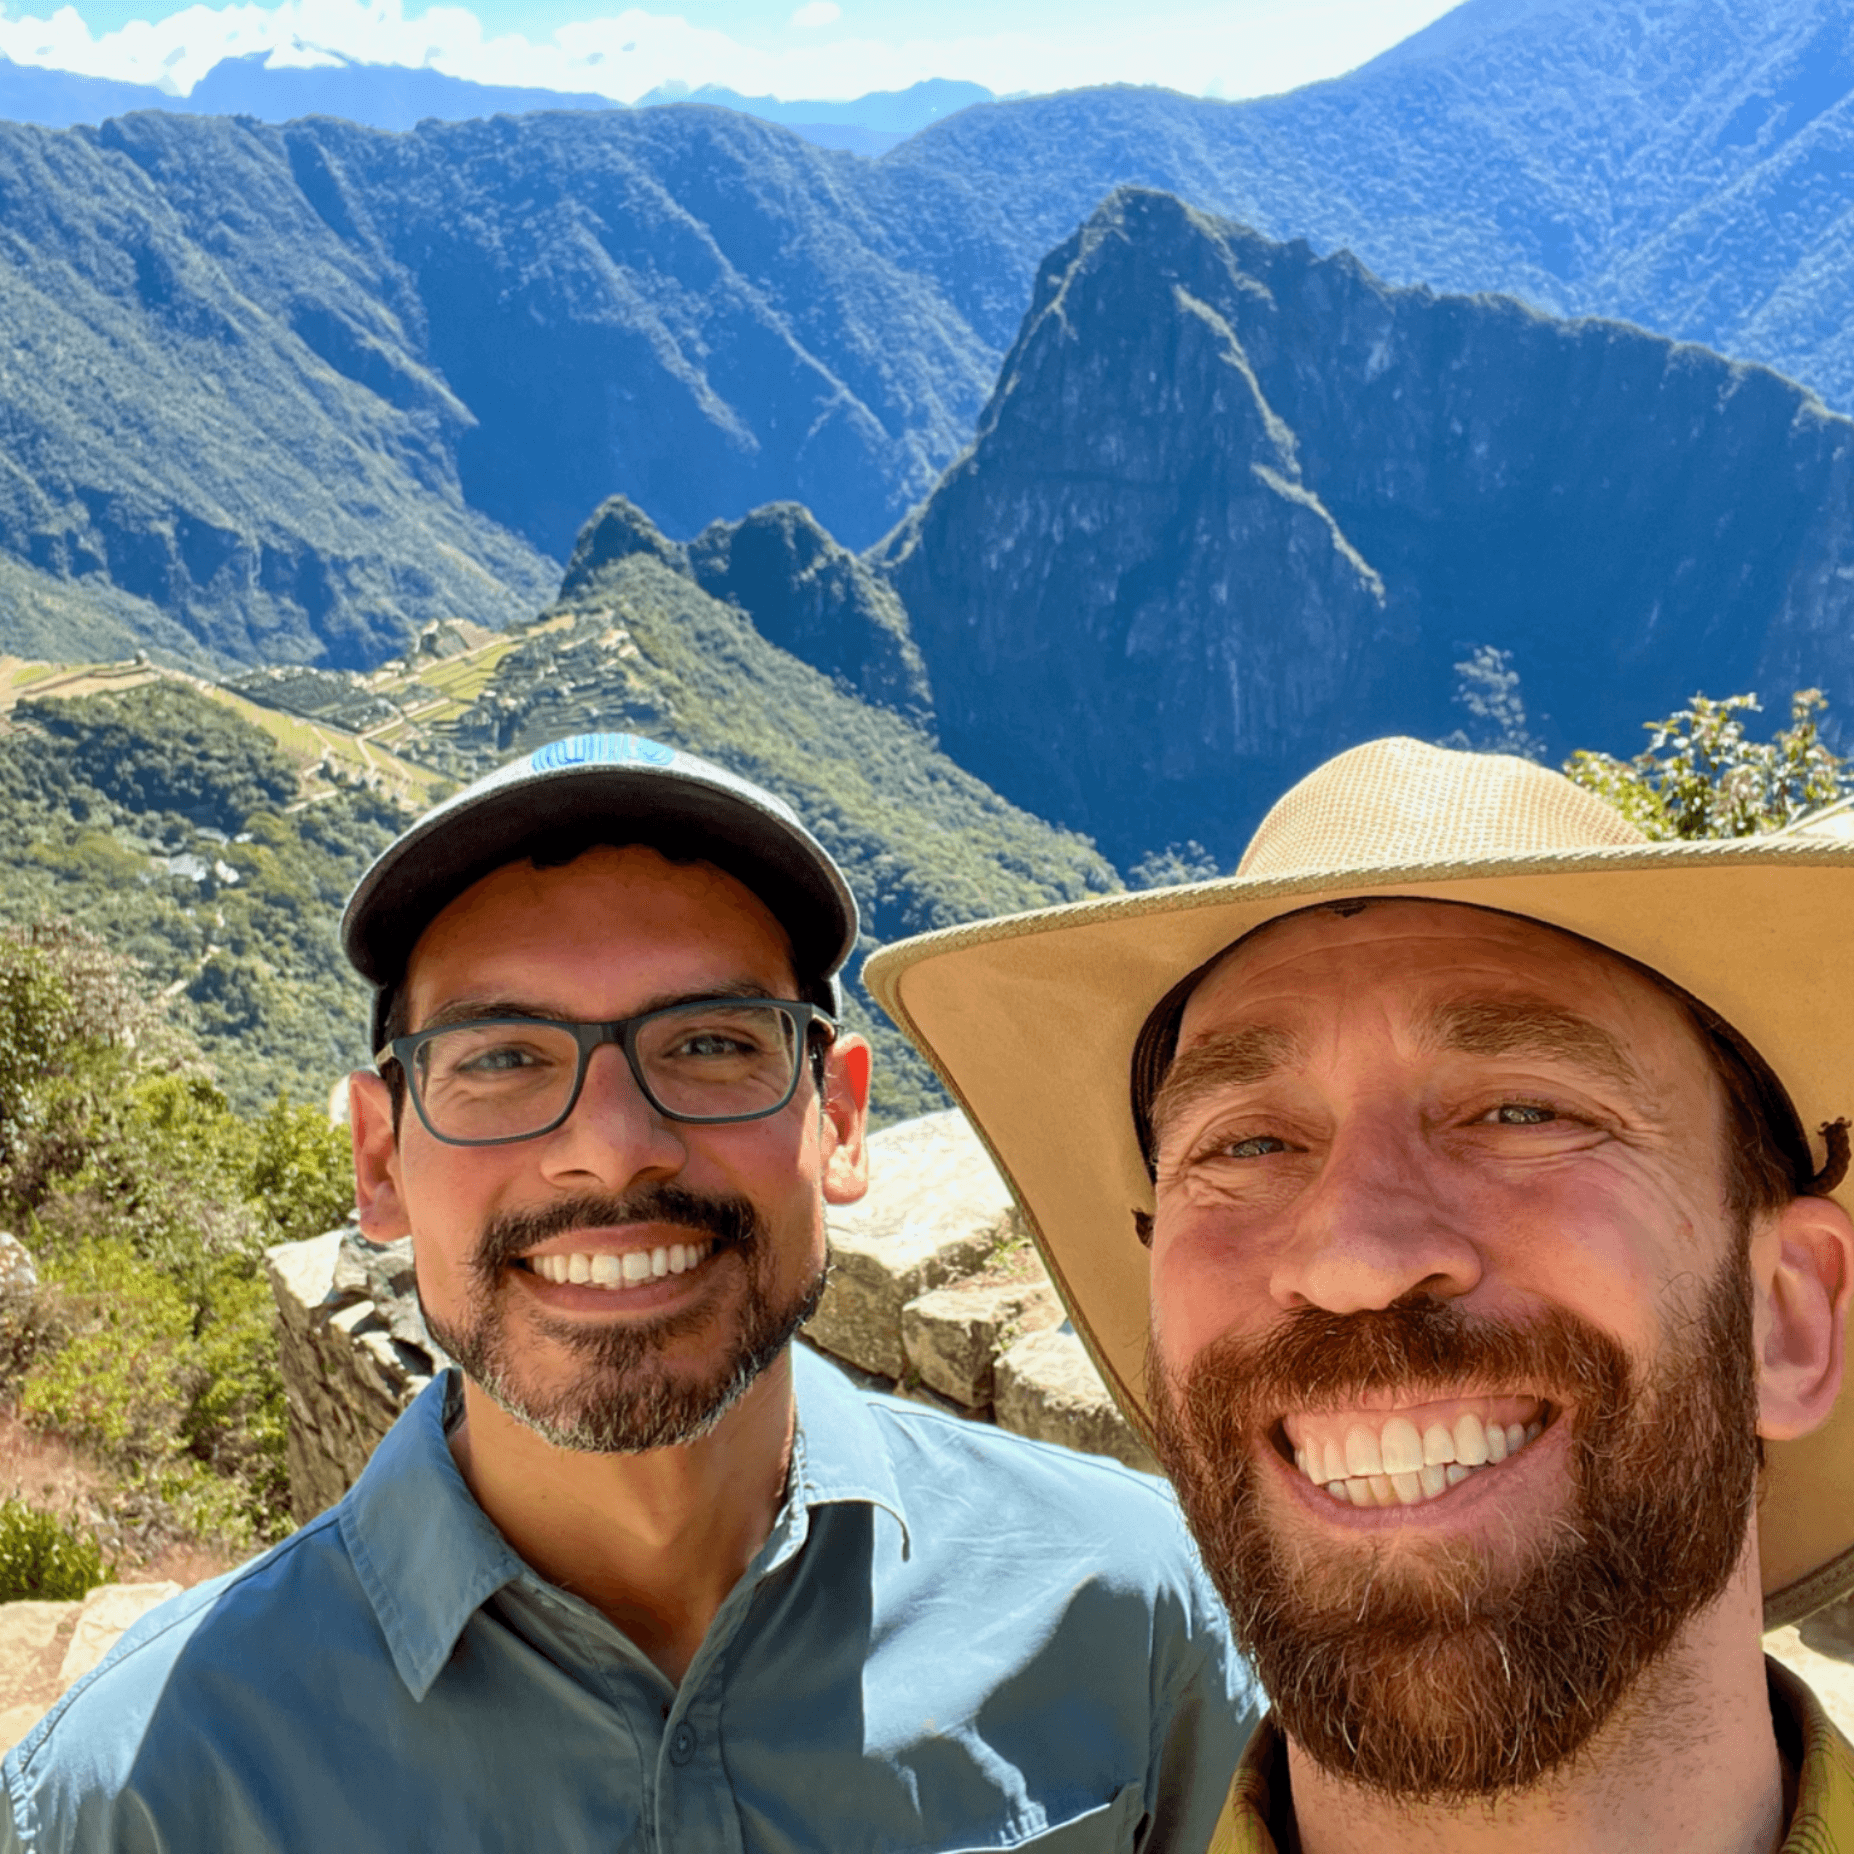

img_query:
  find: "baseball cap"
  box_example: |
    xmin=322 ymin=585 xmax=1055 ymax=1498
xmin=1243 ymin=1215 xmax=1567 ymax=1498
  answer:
xmin=341 ymin=732 xmax=859 ymax=1047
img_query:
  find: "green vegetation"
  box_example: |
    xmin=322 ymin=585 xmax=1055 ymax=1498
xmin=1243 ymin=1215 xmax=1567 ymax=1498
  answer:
xmin=0 ymin=1498 xmax=109 ymax=1602
xmin=1563 ymin=691 xmax=1849 ymax=838
xmin=0 ymin=680 xmax=405 ymax=1115
xmin=0 ymin=923 xmax=352 ymax=1553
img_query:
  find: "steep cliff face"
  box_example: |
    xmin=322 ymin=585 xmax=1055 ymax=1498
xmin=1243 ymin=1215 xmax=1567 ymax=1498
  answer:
xmin=884 ymin=188 xmax=1854 ymax=865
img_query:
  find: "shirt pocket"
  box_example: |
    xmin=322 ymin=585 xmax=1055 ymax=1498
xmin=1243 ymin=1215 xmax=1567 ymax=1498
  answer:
xmin=942 ymin=1780 xmax=1145 ymax=1852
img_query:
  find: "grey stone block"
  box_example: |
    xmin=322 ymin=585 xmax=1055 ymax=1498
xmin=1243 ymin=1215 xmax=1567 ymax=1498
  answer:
xmin=994 ymin=1328 xmax=1158 ymax=1474
xmin=265 ymin=1227 xmax=447 ymax=1523
xmin=805 ymin=1110 xmax=1019 ymax=1378
xmin=901 ymin=1280 xmax=1060 ymax=1408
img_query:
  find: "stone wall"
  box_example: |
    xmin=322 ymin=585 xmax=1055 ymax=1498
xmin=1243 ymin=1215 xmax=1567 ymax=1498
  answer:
xmin=265 ymin=1110 xmax=1153 ymax=1522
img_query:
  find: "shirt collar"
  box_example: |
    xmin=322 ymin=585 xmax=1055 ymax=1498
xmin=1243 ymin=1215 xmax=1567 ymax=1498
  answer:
xmin=1770 ymin=1654 xmax=1854 ymax=1849
xmin=340 ymin=1348 xmax=911 ymax=1702
xmin=1209 ymin=1658 xmax=1854 ymax=1852
xmin=785 ymin=1342 xmax=912 ymax=1553
xmin=339 ymin=1373 xmax=528 ymax=1700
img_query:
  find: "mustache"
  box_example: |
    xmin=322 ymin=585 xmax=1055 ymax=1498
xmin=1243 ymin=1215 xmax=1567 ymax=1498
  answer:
xmin=474 ymin=1185 xmax=765 ymax=1275
xmin=1158 ymin=1293 xmax=1635 ymax=1442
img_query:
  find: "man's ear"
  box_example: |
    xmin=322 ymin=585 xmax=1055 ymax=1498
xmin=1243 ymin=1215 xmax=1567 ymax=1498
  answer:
xmin=1754 ymin=1192 xmax=1854 ymax=1442
xmin=819 ymin=1033 xmax=872 ymax=1206
xmin=350 ymin=1069 xmax=412 ymax=1243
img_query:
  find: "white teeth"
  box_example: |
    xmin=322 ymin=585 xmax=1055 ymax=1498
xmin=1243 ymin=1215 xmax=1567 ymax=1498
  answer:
xmin=1291 ymin=1405 xmax=1548 ymax=1507
xmin=1453 ymin=1411 xmax=1488 ymax=1465
xmin=531 ymin=1241 xmax=712 ymax=1291
xmin=1344 ymin=1426 xmax=1385 ymax=1478
xmin=1379 ymin=1416 xmax=1424 ymax=1476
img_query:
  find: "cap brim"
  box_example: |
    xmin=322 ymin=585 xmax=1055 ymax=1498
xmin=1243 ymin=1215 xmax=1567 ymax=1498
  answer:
xmin=864 ymin=838 xmax=1854 ymax=1627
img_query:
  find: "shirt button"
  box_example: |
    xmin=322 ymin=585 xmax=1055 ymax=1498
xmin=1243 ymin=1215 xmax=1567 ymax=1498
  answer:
xmin=669 ymin=1722 xmax=697 ymax=1765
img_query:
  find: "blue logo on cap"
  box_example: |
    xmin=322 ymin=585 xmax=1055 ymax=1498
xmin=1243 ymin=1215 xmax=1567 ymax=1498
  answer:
xmin=530 ymin=733 xmax=677 ymax=772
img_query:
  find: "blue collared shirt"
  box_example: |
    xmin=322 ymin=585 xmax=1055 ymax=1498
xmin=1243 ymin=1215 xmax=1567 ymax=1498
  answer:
xmin=8 ymin=1345 xmax=1258 ymax=1852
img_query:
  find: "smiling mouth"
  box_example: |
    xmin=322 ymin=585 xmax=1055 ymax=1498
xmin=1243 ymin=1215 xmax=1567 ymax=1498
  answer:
xmin=520 ymin=1240 xmax=715 ymax=1292
xmin=1281 ymin=1396 xmax=1553 ymax=1509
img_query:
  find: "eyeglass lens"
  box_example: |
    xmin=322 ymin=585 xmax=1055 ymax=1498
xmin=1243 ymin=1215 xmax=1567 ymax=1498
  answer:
xmin=411 ymin=1002 xmax=806 ymax=1140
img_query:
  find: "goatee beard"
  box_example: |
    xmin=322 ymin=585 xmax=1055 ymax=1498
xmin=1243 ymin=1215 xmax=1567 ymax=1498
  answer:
xmin=1147 ymin=1249 xmax=1760 ymax=1802
xmin=421 ymin=1184 xmax=825 ymax=1453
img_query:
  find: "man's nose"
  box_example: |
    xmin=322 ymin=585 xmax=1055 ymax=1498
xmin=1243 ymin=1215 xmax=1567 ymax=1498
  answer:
xmin=1267 ymin=1113 xmax=1482 ymax=1315
xmin=535 ymin=1042 xmax=688 ymax=1187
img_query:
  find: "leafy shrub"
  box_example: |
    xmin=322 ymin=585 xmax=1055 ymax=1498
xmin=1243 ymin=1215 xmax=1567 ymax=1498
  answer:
xmin=244 ymin=1095 xmax=354 ymax=1249
xmin=21 ymin=1238 xmax=286 ymax=1546
xmin=0 ymin=923 xmax=344 ymax=1549
xmin=0 ymin=1497 xmax=108 ymax=1602
xmin=1564 ymin=690 xmax=1848 ymax=839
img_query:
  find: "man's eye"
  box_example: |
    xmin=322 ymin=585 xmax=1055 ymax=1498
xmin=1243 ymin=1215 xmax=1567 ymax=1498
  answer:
xmin=456 ymin=1045 xmax=545 ymax=1075
xmin=1481 ymin=1103 xmax=1556 ymax=1126
xmin=668 ymin=1031 xmax=758 ymax=1059
xmin=1220 ymin=1135 xmax=1291 ymax=1159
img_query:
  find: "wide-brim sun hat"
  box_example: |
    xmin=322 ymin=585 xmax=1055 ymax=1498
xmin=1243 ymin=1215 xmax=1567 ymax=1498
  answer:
xmin=863 ymin=736 xmax=1854 ymax=1627
xmin=344 ymin=732 xmax=858 ymax=1047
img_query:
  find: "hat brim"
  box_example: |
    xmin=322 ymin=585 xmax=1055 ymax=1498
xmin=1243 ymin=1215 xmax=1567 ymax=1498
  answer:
xmin=863 ymin=839 xmax=1854 ymax=1628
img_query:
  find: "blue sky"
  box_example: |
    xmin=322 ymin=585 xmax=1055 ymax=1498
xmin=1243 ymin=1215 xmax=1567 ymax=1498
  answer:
xmin=0 ymin=0 xmax=1466 ymax=102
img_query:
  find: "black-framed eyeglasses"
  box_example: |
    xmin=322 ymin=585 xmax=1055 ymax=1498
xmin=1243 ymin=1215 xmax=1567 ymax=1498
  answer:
xmin=377 ymin=998 xmax=837 ymax=1147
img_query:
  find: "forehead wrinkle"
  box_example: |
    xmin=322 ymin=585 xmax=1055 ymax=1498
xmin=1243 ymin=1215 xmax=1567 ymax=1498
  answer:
xmin=1152 ymin=1025 xmax=1302 ymax=1144
xmin=1423 ymin=994 xmax=1645 ymax=1093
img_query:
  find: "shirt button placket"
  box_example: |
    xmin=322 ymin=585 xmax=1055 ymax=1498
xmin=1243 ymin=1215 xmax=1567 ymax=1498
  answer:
xmin=657 ymin=1700 xmax=742 ymax=1854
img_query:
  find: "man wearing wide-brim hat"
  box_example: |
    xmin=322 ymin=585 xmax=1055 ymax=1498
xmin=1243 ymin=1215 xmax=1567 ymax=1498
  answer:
xmin=866 ymin=736 xmax=1854 ymax=1853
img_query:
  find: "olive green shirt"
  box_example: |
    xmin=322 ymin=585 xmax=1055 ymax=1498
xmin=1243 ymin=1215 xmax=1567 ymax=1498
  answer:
xmin=1208 ymin=1657 xmax=1854 ymax=1853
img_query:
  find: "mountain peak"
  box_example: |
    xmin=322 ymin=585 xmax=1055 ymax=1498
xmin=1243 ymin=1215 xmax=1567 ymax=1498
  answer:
xmin=560 ymin=497 xmax=689 ymax=597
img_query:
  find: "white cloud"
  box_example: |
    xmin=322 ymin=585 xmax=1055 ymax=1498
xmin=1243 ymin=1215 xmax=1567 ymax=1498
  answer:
xmin=0 ymin=0 xmax=1462 ymax=104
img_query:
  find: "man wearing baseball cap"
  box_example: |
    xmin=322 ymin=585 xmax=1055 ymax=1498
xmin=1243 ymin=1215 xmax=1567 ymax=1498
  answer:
xmin=11 ymin=731 xmax=1254 ymax=1853
xmin=867 ymin=736 xmax=1854 ymax=1852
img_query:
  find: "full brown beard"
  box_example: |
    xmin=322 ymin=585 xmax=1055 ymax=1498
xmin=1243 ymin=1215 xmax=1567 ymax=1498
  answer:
xmin=422 ymin=1184 xmax=826 ymax=1453
xmin=1147 ymin=1250 xmax=1760 ymax=1802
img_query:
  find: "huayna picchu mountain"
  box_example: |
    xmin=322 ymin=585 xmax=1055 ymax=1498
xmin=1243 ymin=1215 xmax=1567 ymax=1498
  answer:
xmin=879 ymin=188 xmax=1854 ymax=867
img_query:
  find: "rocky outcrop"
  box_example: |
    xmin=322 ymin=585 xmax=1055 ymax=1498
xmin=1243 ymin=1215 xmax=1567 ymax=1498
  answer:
xmin=265 ymin=1111 xmax=1153 ymax=1518
xmin=264 ymin=1227 xmax=448 ymax=1525
xmin=883 ymin=187 xmax=1854 ymax=867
